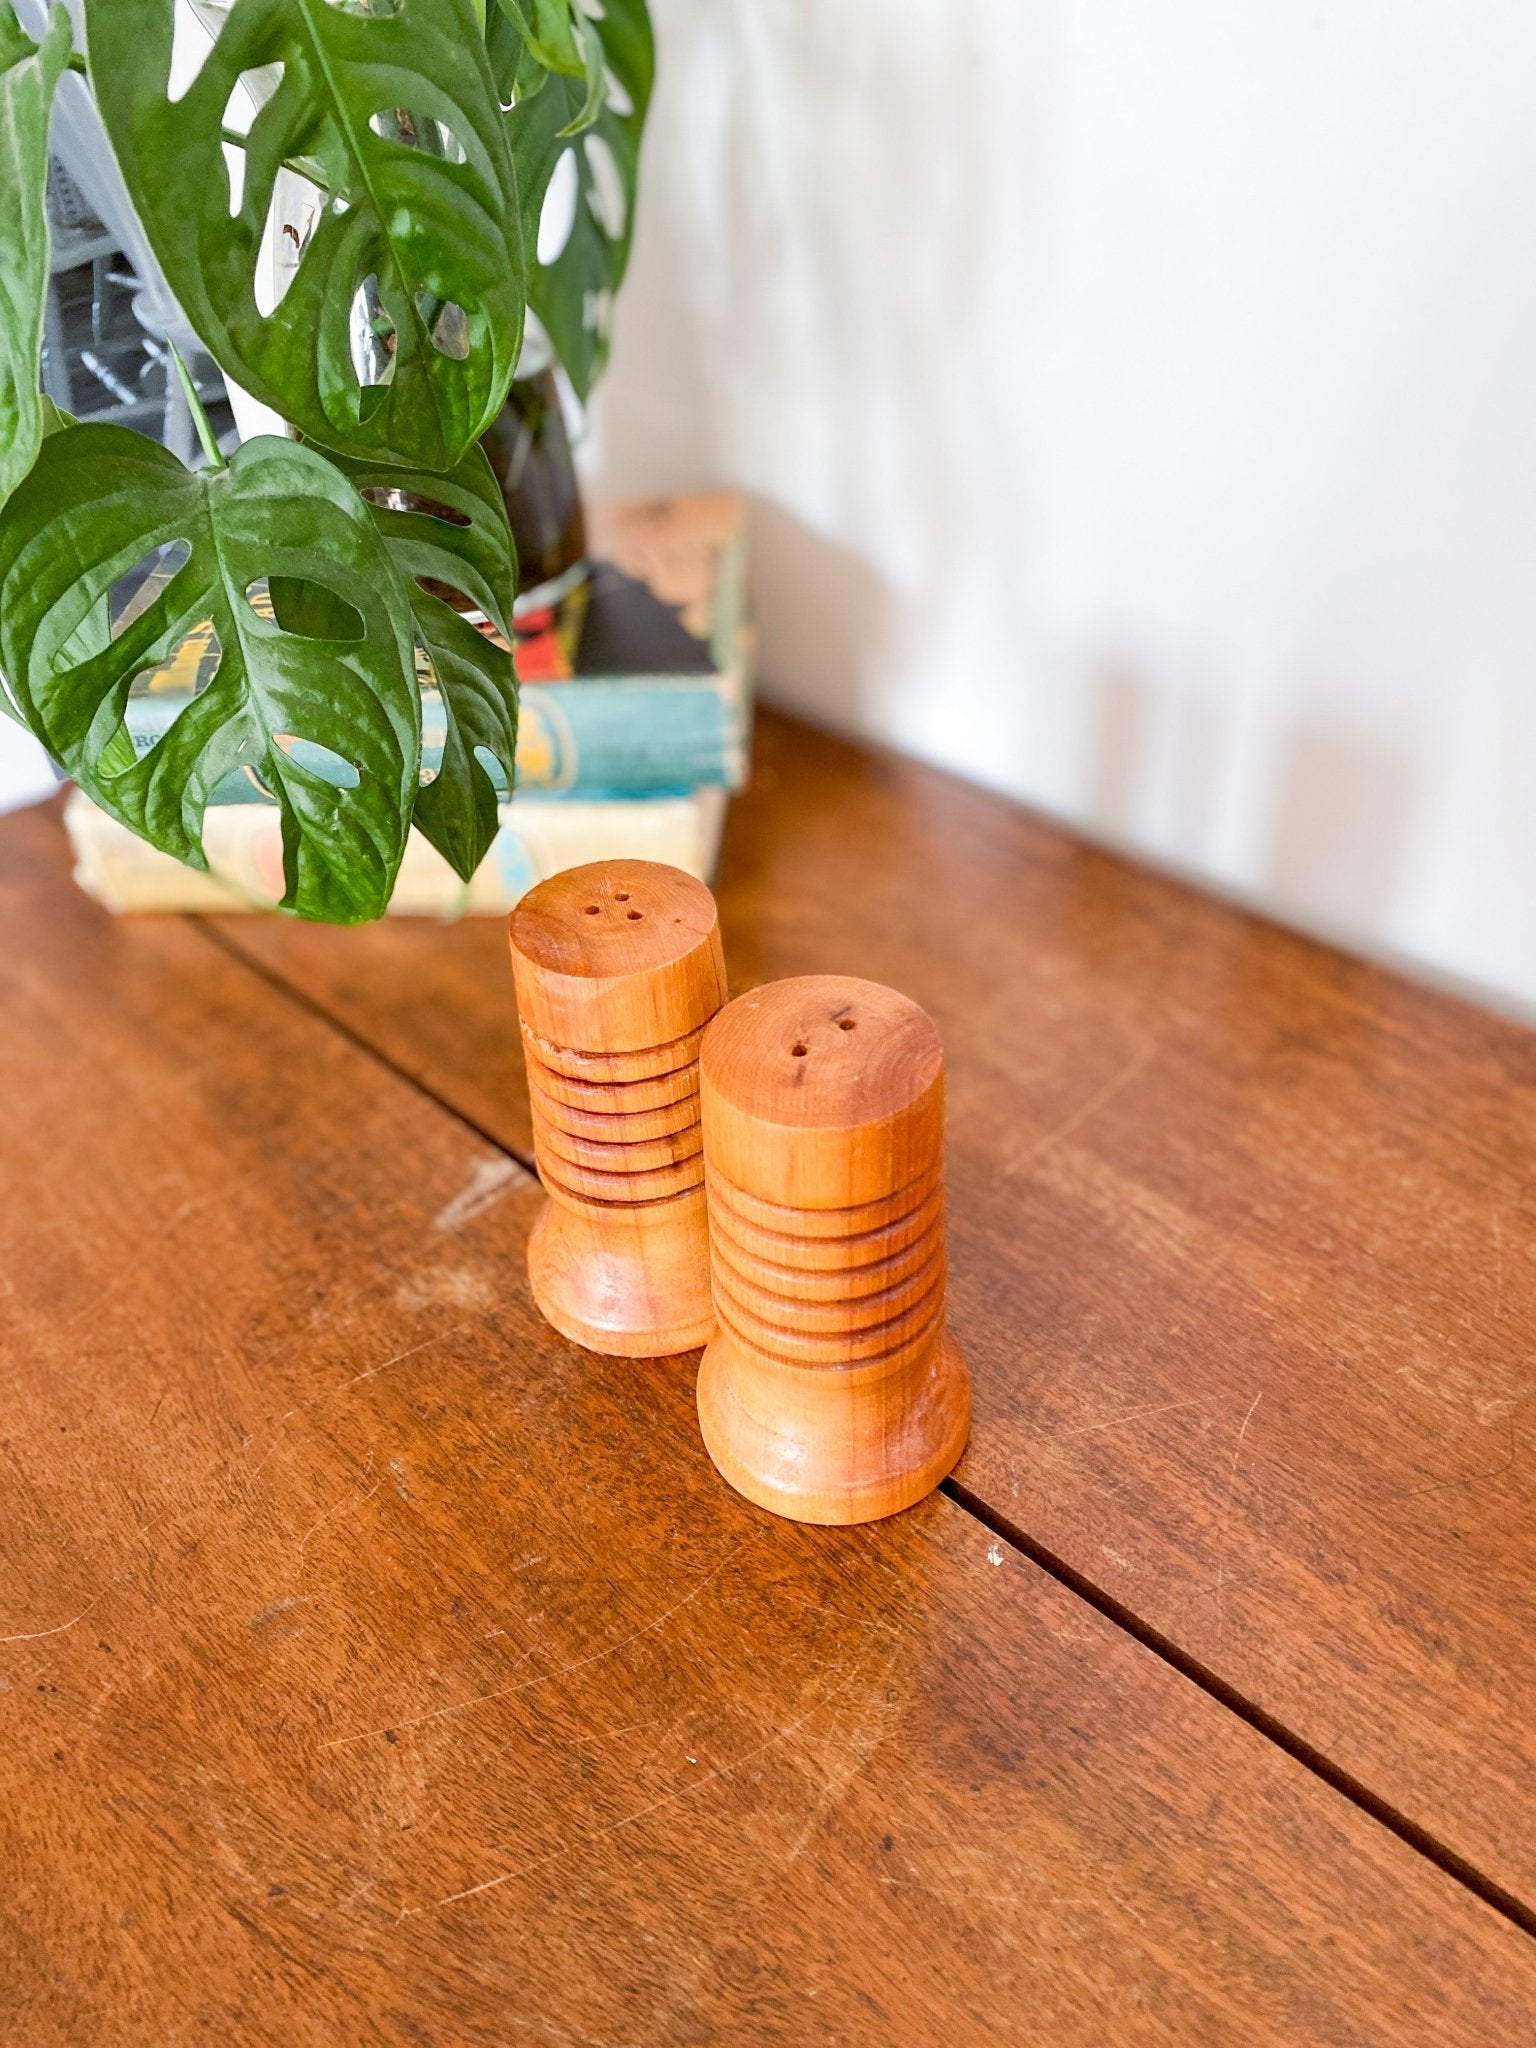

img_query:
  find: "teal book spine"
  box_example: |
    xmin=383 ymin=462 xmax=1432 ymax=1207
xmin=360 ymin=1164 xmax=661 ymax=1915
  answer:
xmin=121 ymin=673 xmax=749 ymax=806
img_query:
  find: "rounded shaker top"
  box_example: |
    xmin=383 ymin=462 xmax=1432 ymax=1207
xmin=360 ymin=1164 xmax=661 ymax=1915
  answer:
xmin=509 ymin=861 xmax=726 ymax=1055
xmin=700 ymin=976 xmax=944 ymax=1209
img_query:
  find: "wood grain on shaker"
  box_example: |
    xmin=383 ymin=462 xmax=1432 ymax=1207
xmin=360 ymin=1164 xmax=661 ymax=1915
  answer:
xmin=698 ymin=976 xmax=970 ymax=1523
xmin=6 ymin=798 xmax=1536 ymax=2043
xmin=508 ymin=860 xmax=726 ymax=1356
xmin=212 ymin=703 xmax=1536 ymax=1917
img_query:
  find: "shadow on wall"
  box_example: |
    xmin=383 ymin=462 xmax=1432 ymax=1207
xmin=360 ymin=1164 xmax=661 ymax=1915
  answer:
xmin=1087 ymin=661 xmax=1229 ymax=860
xmin=1080 ymin=657 xmax=1420 ymax=970
xmin=1265 ymin=720 xmax=1420 ymax=940
xmin=747 ymin=497 xmax=900 ymax=740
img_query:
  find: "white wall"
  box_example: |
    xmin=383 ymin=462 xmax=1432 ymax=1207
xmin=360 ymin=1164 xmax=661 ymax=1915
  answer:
xmin=592 ymin=0 xmax=1536 ymax=1015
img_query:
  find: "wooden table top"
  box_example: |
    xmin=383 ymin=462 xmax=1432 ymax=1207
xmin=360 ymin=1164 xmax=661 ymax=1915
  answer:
xmin=4 ymin=708 xmax=1534 ymax=2044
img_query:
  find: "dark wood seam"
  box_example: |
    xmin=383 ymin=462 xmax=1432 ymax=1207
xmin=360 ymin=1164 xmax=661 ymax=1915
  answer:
xmin=195 ymin=918 xmax=544 ymax=1175
xmin=944 ymin=1476 xmax=1536 ymax=1946
xmin=190 ymin=916 xmax=1536 ymax=1949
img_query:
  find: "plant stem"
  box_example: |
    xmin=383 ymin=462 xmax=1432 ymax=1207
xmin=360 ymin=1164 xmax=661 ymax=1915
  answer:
xmin=168 ymin=343 xmax=227 ymax=472
xmin=219 ymin=125 xmax=329 ymax=191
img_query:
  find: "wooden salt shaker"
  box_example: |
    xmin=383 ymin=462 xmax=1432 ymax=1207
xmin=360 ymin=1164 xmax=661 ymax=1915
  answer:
xmin=508 ymin=860 xmax=726 ymax=1356
xmin=696 ymin=974 xmax=971 ymax=1523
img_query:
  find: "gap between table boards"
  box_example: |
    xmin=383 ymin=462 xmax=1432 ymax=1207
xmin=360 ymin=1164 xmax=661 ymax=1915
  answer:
xmin=188 ymin=914 xmax=1536 ymax=1953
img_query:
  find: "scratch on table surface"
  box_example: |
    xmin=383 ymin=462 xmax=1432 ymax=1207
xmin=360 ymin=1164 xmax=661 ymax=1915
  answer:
xmin=296 ymin=1476 xmax=382 ymax=1563
xmin=1475 ymin=1383 xmax=1534 ymax=1426
xmin=435 ymin=1156 xmax=520 ymax=1234
xmin=405 ymin=1664 xmax=861 ymax=1918
xmin=1388 ymin=1413 xmax=1519 ymax=1503
xmin=1045 ymin=1397 xmax=1204 ymax=1443
xmin=1212 ymin=1391 xmax=1264 ymax=1644
xmin=777 ymin=1701 xmax=886 ymax=1872
xmin=248 ymin=1302 xmax=335 ymax=1384
xmin=133 ymin=1500 xmax=179 ymax=1548
xmin=337 ymin=1873 xmax=380 ymax=1917
xmin=879 ymin=1873 xmax=1092 ymax=1913
xmin=523 ymin=1707 xmax=696 ymax=1795
xmin=244 ymin=1320 xmax=463 ymax=1484
xmin=780 ymin=1778 xmax=844 ymax=1873
xmin=11 ymin=1298 xmax=452 ymax=1640
xmin=1006 ymin=1040 xmax=1157 ymax=1174
xmin=772 ymin=1625 xmax=910 ymax=1872
xmin=506 ymin=2010 xmax=612 ymax=2048
xmin=323 ymin=1543 xmax=750 ymax=1752
xmin=0 ymin=1584 xmax=111 ymax=1644
xmin=88 ymin=1671 xmax=121 ymax=1721
xmin=246 ymin=1428 xmax=302 ymax=1484
xmin=333 ymin=1327 xmax=465 ymax=1397
xmin=558 ymin=1711 xmax=686 ymax=1751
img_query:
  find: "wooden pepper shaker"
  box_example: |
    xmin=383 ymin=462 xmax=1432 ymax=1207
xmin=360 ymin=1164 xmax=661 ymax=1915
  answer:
xmin=696 ymin=974 xmax=971 ymax=1523
xmin=508 ymin=860 xmax=727 ymax=1356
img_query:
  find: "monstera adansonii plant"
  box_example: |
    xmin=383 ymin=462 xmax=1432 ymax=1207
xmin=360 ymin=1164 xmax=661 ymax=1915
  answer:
xmin=0 ymin=0 xmax=651 ymax=920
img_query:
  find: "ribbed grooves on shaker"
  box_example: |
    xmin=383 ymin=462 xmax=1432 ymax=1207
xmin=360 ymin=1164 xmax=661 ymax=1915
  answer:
xmin=712 ymin=1279 xmax=949 ymax=1370
xmin=705 ymin=1158 xmax=947 ymax=1366
xmin=526 ymin=1034 xmax=706 ymax=1212
xmin=711 ymin=1239 xmax=947 ymax=1336
xmin=527 ymin=1068 xmax=703 ymax=1143
xmin=539 ymin=1164 xmax=707 ymax=1210
xmin=528 ymin=1056 xmax=702 ymax=1117
xmin=703 ymin=1163 xmax=945 ymax=1265
xmin=702 ymin=1159 xmax=942 ymax=1231
xmin=709 ymin=1208 xmax=944 ymax=1303
xmin=537 ymin=1113 xmax=705 ymax=1178
xmin=520 ymin=1016 xmax=706 ymax=1085
xmin=538 ymin=1169 xmax=705 ymax=1217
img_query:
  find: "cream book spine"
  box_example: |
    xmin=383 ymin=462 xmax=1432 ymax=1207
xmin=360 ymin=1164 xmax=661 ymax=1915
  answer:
xmin=64 ymin=788 xmax=730 ymax=917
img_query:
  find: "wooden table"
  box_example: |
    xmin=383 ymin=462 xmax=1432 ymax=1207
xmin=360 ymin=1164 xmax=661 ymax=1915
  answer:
xmin=3 ymin=708 xmax=1533 ymax=2045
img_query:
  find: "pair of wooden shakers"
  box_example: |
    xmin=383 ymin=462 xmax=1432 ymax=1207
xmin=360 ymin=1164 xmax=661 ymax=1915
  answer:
xmin=507 ymin=859 xmax=971 ymax=1525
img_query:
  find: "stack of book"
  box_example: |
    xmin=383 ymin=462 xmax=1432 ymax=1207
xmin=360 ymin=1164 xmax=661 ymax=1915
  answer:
xmin=65 ymin=493 xmax=752 ymax=914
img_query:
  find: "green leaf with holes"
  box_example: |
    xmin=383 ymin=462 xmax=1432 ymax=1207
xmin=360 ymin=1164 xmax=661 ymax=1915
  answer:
xmin=272 ymin=442 xmax=518 ymax=882
xmin=0 ymin=422 xmax=421 ymax=922
xmin=492 ymin=0 xmax=583 ymax=79
xmin=0 ymin=3 xmax=70 ymax=508
xmin=83 ymin=0 xmax=525 ymax=470
xmin=489 ymin=0 xmax=604 ymax=134
xmin=498 ymin=0 xmax=652 ymax=398
xmin=0 ymin=396 xmax=80 ymax=728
